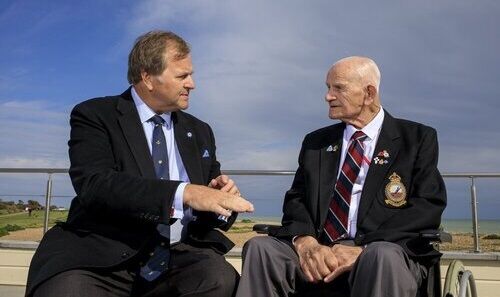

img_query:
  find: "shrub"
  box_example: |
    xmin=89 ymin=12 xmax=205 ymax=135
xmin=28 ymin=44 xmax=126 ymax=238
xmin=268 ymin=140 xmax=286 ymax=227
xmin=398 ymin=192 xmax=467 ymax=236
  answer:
xmin=0 ymin=228 xmax=8 ymax=237
xmin=240 ymin=219 xmax=254 ymax=223
xmin=3 ymin=224 xmax=25 ymax=232
xmin=482 ymin=234 xmax=500 ymax=240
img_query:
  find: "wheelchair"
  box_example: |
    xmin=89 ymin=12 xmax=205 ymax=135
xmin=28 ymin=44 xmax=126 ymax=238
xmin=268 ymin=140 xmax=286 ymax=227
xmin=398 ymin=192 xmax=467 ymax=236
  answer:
xmin=252 ymin=225 xmax=477 ymax=297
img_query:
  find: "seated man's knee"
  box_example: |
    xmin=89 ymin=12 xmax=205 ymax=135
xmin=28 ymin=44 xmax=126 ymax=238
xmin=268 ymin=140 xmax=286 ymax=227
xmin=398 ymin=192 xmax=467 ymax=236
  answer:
xmin=32 ymin=270 xmax=96 ymax=297
xmin=242 ymin=236 xmax=283 ymax=259
xmin=360 ymin=241 xmax=404 ymax=262
xmin=200 ymin=256 xmax=240 ymax=295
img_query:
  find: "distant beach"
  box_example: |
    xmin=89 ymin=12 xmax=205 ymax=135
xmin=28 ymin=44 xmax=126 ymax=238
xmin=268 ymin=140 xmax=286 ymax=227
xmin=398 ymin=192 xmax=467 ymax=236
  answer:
xmin=242 ymin=216 xmax=500 ymax=235
xmin=441 ymin=219 xmax=500 ymax=234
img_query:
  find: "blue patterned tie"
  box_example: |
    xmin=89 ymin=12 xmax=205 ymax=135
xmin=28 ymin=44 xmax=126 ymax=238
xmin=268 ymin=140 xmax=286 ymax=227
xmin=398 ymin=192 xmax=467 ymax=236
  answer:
xmin=140 ymin=115 xmax=171 ymax=281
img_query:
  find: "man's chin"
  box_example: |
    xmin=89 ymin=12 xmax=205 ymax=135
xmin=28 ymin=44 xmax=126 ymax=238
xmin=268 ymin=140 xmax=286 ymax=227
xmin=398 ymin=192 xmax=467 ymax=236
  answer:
xmin=329 ymin=111 xmax=340 ymax=120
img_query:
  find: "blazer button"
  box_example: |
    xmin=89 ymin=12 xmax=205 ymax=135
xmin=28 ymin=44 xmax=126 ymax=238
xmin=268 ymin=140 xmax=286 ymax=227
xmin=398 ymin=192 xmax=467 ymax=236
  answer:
xmin=121 ymin=252 xmax=130 ymax=259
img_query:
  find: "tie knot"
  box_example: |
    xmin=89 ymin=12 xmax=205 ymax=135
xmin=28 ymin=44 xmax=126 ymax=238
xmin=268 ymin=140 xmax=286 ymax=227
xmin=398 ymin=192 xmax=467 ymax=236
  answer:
xmin=149 ymin=115 xmax=165 ymax=126
xmin=351 ymin=131 xmax=367 ymax=141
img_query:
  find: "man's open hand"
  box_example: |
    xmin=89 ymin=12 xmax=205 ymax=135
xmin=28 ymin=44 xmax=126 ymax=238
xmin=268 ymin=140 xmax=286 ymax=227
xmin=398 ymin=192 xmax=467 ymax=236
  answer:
xmin=183 ymin=183 xmax=253 ymax=217
xmin=208 ymin=175 xmax=240 ymax=195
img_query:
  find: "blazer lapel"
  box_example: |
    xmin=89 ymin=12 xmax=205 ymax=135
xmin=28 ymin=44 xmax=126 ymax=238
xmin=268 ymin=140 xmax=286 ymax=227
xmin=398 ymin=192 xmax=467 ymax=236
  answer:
xmin=357 ymin=112 xmax=400 ymax=224
xmin=116 ymin=89 xmax=156 ymax=179
xmin=317 ymin=125 xmax=344 ymax=227
xmin=172 ymin=112 xmax=204 ymax=184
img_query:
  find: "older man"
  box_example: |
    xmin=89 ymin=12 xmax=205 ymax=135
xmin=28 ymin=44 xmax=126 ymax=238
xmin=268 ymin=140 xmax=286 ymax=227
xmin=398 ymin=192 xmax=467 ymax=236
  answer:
xmin=26 ymin=31 xmax=254 ymax=297
xmin=236 ymin=56 xmax=446 ymax=297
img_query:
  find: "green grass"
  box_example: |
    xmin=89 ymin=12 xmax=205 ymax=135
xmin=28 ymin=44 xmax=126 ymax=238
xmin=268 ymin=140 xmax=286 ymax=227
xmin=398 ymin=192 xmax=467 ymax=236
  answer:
xmin=0 ymin=210 xmax=68 ymax=229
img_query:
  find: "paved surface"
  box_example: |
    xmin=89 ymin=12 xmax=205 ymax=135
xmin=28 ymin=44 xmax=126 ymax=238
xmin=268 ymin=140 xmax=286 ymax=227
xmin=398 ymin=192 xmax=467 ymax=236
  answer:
xmin=0 ymin=285 xmax=25 ymax=297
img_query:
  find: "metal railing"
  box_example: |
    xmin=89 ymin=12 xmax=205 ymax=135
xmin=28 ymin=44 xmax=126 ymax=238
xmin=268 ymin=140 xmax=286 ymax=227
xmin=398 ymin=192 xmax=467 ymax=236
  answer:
xmin=1 ymin=168 xmax=499 ymax=253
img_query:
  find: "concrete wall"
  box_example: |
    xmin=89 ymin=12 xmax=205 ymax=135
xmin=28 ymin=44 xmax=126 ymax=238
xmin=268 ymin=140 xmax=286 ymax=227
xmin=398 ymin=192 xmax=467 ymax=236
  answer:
xmin=1 ymin=241 xmax=499 ymax=297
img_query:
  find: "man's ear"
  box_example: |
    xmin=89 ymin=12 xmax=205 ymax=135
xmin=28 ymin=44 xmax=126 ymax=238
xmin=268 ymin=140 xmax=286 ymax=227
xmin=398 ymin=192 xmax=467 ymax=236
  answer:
xmin=141 ymin=71 xmax=154 ymax=91
xmin=364 ymin=85 xmax=377 ymax=105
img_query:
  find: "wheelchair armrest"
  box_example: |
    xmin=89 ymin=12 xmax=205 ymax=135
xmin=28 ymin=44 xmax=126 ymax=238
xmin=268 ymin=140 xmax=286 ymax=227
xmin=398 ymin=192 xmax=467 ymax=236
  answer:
xmin=252 ymin=224 xmax=281 ymax=235
xmin=419 ymin=229 xmax=452 ymax=243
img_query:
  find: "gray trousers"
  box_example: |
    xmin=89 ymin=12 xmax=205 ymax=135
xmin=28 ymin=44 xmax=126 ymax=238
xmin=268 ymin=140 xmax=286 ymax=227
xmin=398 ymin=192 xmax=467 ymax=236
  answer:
xmin=235 ymin=236 xmax=427 ymax=297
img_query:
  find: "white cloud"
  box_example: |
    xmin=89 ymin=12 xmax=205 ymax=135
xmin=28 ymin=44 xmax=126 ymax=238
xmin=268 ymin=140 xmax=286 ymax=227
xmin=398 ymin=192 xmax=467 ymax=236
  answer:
xmin=122 ymin=0 xmax=500 ymax=174
xmin=1 ymin=1 xmax=500 ymax=217
xmin=0 ymin=100 xmax=70 ymax=168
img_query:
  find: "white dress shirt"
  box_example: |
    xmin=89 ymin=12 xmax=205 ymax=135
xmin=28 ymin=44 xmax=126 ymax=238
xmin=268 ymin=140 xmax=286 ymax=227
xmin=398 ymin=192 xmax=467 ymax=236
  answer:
xmin=337 ymin=108 xmax=385 ymax=238
xmin=131 ymin=87 xmax=192 ymax=243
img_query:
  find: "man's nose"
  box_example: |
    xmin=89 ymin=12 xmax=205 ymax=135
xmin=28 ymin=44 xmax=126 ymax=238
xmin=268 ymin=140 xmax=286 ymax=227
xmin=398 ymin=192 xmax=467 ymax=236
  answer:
xmin=325 ymin=91 xmax=335 ymax=101
xmin=185 ymin=76 xmax=195 ymax=89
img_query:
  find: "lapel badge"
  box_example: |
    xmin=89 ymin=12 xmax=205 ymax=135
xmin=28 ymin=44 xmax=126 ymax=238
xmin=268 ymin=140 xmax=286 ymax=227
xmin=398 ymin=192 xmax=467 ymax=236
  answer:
xmin=373 ymin=149 xmax=389 ymax=165
xmin=187 ymin=132 xmax=193 ymax=138
xmin=384 ymin=172 xmax=407 ymax=207
xmin=326 ymin=144 xmax=339 ymax=152
xmin=202 ymin=149 xmax=210 ymax=158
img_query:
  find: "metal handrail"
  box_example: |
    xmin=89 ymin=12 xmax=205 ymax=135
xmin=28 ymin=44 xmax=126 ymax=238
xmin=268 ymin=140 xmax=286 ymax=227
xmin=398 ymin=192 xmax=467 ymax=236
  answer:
xmin=1 ymin=168 xmax=499 ymax=252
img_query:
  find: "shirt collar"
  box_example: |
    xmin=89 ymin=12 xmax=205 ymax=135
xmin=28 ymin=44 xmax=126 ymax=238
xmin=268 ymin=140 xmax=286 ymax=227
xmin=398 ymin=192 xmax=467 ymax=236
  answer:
xmin=131 ymin=86 xmax=172 ymax=128
xmin=345 ymin=108 xmax=385 ymax=141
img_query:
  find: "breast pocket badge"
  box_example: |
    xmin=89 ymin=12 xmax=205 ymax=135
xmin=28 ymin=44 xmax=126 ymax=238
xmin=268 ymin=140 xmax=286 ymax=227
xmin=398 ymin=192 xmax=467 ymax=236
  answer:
xmin=384 ymin=172 xmax=407 ymax=207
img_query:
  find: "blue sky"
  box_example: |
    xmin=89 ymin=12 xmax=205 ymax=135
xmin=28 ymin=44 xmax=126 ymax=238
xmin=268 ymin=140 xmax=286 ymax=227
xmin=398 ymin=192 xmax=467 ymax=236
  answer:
xmin=0 ymin=0 xmax=499 ymax=220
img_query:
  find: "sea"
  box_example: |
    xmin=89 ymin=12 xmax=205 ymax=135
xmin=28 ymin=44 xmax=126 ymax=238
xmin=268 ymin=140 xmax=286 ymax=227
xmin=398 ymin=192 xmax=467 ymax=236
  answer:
xmin=240 ymin=216 xmax=500 ymax=235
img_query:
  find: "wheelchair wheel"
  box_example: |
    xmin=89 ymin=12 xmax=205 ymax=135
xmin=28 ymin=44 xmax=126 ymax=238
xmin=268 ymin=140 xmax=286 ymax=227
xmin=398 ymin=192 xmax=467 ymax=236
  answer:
xmin=443 ymin=260 xmax=478 ymax=297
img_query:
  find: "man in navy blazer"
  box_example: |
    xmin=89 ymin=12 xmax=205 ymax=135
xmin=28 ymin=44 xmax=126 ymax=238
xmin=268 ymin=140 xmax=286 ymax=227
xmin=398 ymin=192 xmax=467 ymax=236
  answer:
xmin=26 ymin=31 xmax=253 ymax=297
xmin=236 ymin=56 xmax=446 ymax=297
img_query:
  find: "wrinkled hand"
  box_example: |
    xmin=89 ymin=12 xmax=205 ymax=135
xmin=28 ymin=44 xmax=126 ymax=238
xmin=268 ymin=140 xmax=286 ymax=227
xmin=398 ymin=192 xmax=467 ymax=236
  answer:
xmin=294 ymin=236 xmax=338 ymax=283
xmin=323 ymin=245 xmax=363 ymax=282
xmin=208 ymin=175 xmax=240 ymax=195
xmin=183 ymin=184 xmax=253 ymax=217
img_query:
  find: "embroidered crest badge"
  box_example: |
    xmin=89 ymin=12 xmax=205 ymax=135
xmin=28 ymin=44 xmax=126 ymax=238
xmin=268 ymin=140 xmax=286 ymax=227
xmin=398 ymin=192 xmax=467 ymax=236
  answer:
xmin=384 ymin=172 xmax=407 ymax=207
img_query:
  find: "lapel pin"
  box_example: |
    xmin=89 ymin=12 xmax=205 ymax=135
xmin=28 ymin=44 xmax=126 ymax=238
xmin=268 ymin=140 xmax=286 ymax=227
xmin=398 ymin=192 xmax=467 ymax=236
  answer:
xmin=326 ymin=145 xmax=333 ymax=152
xmin=373 ymin=150 xmax=390 ymax=165
xmin=333 ymin=145 xmax=339 ymax=152
xmin=202 ymin=149 xmax=210 ymax=158
xmin=187 ymin=132 xmax=192 ymax=138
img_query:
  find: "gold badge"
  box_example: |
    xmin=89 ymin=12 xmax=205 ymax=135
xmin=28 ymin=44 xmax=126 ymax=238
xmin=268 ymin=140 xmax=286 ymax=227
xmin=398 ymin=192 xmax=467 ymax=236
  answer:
xmin=384 ymin=172 xmax=407 ymax=207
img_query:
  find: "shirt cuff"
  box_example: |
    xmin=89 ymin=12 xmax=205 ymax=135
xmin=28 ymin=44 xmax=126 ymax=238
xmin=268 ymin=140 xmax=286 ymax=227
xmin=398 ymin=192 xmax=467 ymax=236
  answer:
xmin=292 ymin=235 xmax=300 ymax=246
xmin=172 ymin=182 xmax=188 ymax=219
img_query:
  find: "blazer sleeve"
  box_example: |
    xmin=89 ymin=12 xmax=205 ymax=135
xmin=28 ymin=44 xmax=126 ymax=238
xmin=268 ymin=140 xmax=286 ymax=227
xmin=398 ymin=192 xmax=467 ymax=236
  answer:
xmin=357 ymin=128 xmax=447 ymax=258
xmin=68 ymin=102 xmax=180 ymax=225
xmin=272 ymin=136 xmax=317 ymax=239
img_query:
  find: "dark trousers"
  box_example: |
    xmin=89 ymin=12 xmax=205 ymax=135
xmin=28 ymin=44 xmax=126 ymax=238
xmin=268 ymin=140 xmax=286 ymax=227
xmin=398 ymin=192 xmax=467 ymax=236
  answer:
xmin=32 ymin=243 xmax=239 ymax=297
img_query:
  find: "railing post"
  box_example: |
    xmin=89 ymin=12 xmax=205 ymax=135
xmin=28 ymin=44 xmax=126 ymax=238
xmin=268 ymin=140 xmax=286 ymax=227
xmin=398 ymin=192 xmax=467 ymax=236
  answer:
xmin=470 ymin=176 xmax=481 ymax=253
xmin=43 ymin=173 xmax=53 ymax=234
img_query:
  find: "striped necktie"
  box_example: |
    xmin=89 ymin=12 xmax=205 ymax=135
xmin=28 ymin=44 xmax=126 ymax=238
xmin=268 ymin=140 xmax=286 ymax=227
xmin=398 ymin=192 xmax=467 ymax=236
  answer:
xmin=323 ymin=131 xmax=367 ymax=243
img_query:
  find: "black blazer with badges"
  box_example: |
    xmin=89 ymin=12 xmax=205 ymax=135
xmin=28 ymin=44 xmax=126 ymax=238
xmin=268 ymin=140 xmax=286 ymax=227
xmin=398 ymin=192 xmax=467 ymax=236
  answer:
xmin=26 ymin=88 xmax=236 ymax=295
xmin=272 ymin=111 xmax=447 ymax=261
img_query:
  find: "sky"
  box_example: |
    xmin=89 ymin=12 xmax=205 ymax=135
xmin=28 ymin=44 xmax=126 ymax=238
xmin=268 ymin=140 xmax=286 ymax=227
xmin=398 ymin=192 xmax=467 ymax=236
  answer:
xmin=0 ymin=0 xmax=499 ymax=220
